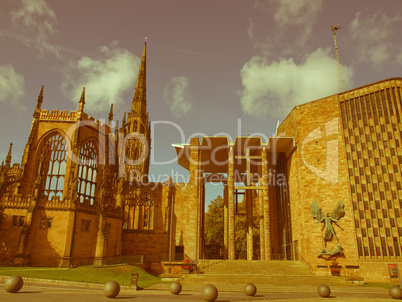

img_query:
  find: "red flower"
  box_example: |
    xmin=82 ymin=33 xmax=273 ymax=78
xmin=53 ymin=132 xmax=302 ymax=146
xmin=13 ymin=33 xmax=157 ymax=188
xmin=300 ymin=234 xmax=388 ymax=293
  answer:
xmin=180 ymin=258 xmax=192 ymax=270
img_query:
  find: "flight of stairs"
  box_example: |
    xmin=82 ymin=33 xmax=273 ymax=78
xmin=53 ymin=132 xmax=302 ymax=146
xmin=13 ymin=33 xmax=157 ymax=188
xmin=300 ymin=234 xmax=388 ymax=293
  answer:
xmin=176 ymin=260 xmax=353 ymax=292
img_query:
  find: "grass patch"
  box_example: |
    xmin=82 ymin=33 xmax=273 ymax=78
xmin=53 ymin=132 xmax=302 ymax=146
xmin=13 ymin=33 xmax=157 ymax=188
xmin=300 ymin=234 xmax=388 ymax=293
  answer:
xmin=363 ymin=282 xmax=392 ymax=289
xmin=0 ymin=265 xmax=163 ymax=288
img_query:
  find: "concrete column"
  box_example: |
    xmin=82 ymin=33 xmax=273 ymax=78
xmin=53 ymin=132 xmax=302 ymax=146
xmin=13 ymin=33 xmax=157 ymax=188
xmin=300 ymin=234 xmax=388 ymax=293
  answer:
xmin=228 ymin=147 xmax=235 ymax=260
xmin=167 ymin=178 xmax=175 ymax=262
xmin=258 ymin=179 xmax=265 ymax=260
xmin=198 ymin=176 xmax=205 ymax=259
xmin=186 ymin=137 xmax=201 ymax=260
xmin=223 ymin=185 xmax=228 ymax=259
xmin=246 ymin=188 xmax=253 ymax=260
xmin=262 ymin=148 xmax=271 ymax=260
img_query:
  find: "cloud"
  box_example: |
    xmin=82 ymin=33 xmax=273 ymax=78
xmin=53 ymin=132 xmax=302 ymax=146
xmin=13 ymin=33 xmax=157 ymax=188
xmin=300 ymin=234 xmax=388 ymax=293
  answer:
xmin=10 ymin=0 xmax=60 ymax=57
xmin=247 ymin=18 xmax=256 ymax=39
xmin=272 ymin=0 xmax=323 ymax=26
xmin=238 ymin=48 xmax=354 ymax=120
xmin=0 ymin=64 xmax=26 ymax=111
xmin=250 ymin=0 xmax=324 ymax=55
xmin=349 ymin=10 xmax=402 ymax=68
xmin=163 ymin=76 xmax=193 ymax=118
xmin=397 ymin=53 xmax=402 ymax=65
xmin=270 ymin=0 xmax=323 ymax=46
xmin=60 ymin=41 xmax=139 ymax=114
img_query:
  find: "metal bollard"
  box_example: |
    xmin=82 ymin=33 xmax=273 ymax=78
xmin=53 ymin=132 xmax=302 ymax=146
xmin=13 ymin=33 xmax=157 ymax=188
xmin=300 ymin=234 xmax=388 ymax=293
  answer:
xmin=130 ymin=273 xmax=139 ymax=289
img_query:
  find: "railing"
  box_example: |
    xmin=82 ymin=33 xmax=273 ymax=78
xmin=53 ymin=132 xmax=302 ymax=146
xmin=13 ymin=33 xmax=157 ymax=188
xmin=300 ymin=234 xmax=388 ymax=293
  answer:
xmin=297 ymin=253 xmax=316 ymax=275
xmin=344 ymin=265 xmax=363 ymax=283
xmin=269 ymin=254 xmax=294 ymax=260
xmin=196 ymin=259 xmax=225 ymax=274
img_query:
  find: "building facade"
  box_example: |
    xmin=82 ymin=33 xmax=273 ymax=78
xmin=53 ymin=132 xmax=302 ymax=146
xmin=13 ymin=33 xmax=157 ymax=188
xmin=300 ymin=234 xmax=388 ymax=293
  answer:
xmin=0 ymin=39 xmax=401 ymax=281
xmin=278 ymin=77 xmax=402 ymax=281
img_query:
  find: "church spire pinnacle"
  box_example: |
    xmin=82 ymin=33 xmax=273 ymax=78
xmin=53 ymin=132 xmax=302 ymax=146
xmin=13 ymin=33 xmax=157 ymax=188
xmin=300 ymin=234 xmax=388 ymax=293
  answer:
xmin=78 ymin=87 xmax=85 ymax=112
xmin=37 ymin=85 xmax=44 ymax=109
xmin=130 ymin=38 xmax=147 ymax=113
xmin=33 ymin=85 xmax=44 ymax=118
xmin=121 ymin=112 xmax=126 ymax=131
xmin=108 ymin=104 xmax=114 ymax=125
xmin=5 ymin=143 xmax=12 ymax=168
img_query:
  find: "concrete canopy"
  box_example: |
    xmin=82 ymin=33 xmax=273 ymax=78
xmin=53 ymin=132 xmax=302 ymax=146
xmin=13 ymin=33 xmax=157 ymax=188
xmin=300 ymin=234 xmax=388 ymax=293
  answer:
xmin=172 ymin=136 xmax=296 ymax=174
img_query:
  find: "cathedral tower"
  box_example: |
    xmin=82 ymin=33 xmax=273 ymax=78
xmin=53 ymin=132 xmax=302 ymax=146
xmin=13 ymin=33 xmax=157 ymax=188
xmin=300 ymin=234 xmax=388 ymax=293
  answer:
xmin=121 ymin=38 xmax=151 ymax=182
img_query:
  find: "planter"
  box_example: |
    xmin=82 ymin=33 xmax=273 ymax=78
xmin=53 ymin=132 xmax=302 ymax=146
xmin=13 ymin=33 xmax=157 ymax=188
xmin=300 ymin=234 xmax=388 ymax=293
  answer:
xmin=330 ymin=265 xmax=342 ymax=276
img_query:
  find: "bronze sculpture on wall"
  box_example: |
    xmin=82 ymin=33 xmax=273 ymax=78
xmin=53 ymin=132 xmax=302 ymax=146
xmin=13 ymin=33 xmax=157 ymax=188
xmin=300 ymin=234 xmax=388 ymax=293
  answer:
xmin=311 ymin=201 xmax=345 ymax=257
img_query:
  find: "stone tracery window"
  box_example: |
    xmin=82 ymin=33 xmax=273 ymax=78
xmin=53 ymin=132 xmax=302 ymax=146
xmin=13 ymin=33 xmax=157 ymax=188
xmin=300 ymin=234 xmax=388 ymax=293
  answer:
xmin=124 ymin=189 xmax=155 ymax=230
xmin=44 ymin=134 xmax=68 ymax=200
xmin=133 ymin=120 xmax=138 ymax=133
xmin=143 ymin=192 xmax=154 ymax=230
xmin=77 ymin=141 xmax=98 ymax=204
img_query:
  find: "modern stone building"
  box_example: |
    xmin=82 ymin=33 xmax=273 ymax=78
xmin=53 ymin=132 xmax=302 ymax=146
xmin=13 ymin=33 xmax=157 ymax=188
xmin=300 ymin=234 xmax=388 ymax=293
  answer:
xmin=0 ymin=39 xmax=401 ymax=282
xmin=278 ymin=77 xmax=402 ymax=281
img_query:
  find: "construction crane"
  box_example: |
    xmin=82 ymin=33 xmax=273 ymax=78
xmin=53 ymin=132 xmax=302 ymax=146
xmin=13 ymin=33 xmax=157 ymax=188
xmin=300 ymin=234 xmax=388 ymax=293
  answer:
xmin=330 ymin=24 xmax=344 ymax=93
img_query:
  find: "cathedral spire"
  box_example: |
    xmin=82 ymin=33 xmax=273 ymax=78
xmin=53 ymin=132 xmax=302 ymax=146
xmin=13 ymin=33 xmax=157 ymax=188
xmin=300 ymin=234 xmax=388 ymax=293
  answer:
xmin=130 ymin=38 xmax=147 ymax=113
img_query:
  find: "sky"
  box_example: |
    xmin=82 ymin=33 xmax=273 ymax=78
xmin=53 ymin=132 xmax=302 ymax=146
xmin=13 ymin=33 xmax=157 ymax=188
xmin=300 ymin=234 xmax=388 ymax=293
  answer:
xmin=1 ymin=0 xmax=402 ymax=204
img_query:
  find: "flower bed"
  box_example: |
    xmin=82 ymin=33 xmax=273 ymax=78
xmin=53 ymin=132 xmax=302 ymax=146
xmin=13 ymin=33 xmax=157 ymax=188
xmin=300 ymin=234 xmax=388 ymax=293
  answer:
xmin=330 ymin=257 xmax=341 ymax=276
xmin=180 ymin=258 xmax=193 ymax=273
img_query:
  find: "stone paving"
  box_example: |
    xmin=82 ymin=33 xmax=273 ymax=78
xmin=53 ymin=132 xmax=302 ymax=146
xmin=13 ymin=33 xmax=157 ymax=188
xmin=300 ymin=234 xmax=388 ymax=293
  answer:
xmin=0 ymin=281 xmax=394 ymax=302
xmin=0 ymin=260 xmax=395 ymax=301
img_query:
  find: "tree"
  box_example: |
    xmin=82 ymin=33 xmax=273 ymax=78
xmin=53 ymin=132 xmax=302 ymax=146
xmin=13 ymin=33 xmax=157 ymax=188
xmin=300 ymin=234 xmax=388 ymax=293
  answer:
xmin=204 ymin=195 xmax=224 ymax=245
xmin=234 ymin=199 xmax=260 ymax=260
xmin=204 ymin=195 xmax=260 ymax=260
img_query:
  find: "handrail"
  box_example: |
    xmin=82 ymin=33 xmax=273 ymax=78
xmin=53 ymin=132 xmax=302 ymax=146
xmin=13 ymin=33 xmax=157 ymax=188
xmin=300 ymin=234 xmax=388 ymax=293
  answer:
xmin=297 ymin=253 xmax=316 ymax=275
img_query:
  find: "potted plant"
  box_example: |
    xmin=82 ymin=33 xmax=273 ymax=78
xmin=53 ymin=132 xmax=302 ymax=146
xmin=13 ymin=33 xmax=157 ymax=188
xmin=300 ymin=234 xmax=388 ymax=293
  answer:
xmin=330 ymin=257 xmax=341 ymax=276
xmin=180 ymin=258 xmax=192 ymax=274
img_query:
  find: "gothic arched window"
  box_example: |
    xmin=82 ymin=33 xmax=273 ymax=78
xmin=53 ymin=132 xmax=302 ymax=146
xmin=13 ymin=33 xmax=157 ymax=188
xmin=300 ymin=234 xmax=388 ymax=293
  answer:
xmin=143 ymin=192 xmax=155 ymax=230
xmin=133 ymin=120 xmax=138 ymax=133
xmin=123 ymin=220 xmax=128 ymax=230
xmin=124 ymin=189 xmax=155 ymax=230
xmin=44 ymin=134 xmax=68 ymax=200
xmin=77 ymin=141 xmax=98 ymax=205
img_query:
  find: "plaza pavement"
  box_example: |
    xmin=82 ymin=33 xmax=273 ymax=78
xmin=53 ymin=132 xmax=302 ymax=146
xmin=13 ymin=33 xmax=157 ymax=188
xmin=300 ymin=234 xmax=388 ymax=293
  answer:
xmin=0 ymin=279 xmax=394 ymax=301
xmin=0 ymin=260 xmax=395 ymax=301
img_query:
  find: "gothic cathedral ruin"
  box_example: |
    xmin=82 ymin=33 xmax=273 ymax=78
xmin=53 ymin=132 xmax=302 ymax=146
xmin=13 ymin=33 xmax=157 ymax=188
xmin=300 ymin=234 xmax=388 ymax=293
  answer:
xmin=1 ymin=39 xmax=402 ymax=282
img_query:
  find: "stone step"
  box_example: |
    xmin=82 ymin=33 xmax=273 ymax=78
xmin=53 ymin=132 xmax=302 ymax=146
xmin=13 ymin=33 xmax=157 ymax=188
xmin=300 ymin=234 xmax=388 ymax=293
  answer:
xmin=181 ymin=274 xmax=345 ymax=285
xmin=201 ymin=260 xmax=313 ymax=276
xmin=149 ymin=275 xmax=352 ymax=292
xmin=148 ymin=260 xmax=356 ymax=292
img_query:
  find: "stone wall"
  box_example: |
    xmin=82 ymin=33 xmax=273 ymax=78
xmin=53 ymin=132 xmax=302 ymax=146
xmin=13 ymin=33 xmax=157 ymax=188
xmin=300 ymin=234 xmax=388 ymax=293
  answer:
xmin=0 ymin=208 xmax=26 ymax=264
xmin=278 ymin=94 xmax=360 ymax=272
xmin=122 ymin=230 xmax=168 ymax=261
xmin=29 ymin=208 xmax=71 ymax=266
xmin=71 ymin=211 xmax=99 ymax=259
